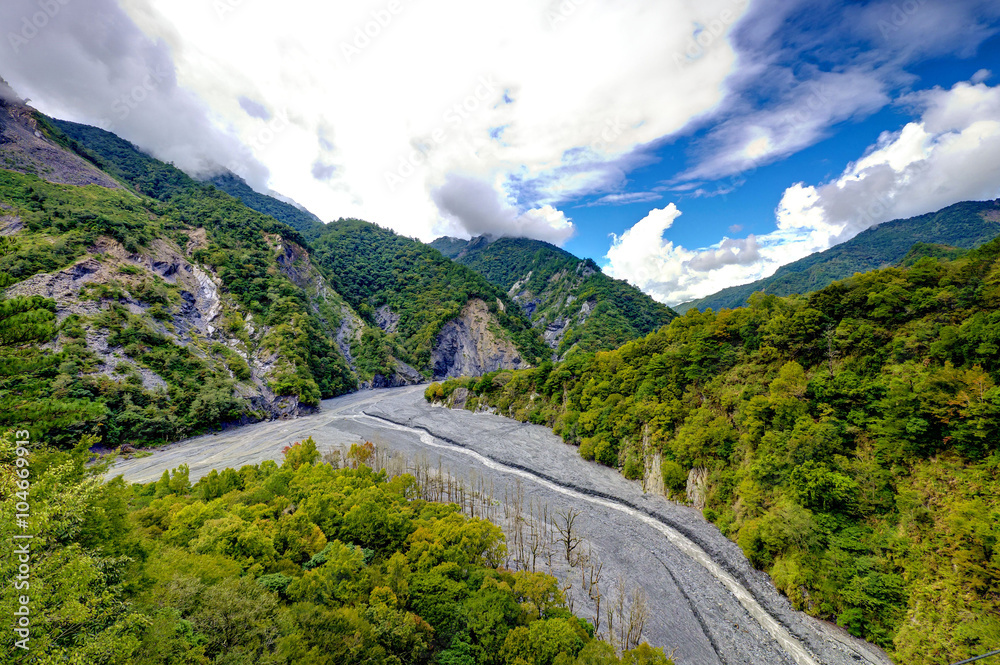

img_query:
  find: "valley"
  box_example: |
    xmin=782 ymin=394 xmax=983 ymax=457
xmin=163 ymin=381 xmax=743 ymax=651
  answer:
xmin=1 ymin=27 xmax=999 ymax=661
xmin=110 ymin=386 xmax=891 ymax=665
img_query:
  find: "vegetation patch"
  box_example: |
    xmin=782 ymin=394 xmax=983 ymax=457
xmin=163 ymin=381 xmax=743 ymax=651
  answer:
xmin=428 ymin=240 xmax=1000 ymax=663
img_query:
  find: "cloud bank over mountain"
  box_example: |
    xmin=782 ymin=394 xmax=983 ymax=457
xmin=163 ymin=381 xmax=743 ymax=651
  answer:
xmin=607 ymin=79 xmax=1000 ymax=305
xmin=0 ymin=0 xmax=270 ymax=189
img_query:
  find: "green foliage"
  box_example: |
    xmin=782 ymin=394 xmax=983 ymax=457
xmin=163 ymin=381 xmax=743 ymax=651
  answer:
xmin=0 ymin=121 xmax=363 ymax=446
xmin=51 ymin=119 xmax=197 ymax=201
xmin=661 ymin=460 xmax=687 ymax=494
xmin=679 ymin=199 xmax=1000 ymax=313
xmin=208 ymin=171 xmax=326 ymax=240
xmin=431 ymin=236 xmax=677 ymax=357
xmin=429 ymin=242 xmax=1000 ymax=663
xmin=0 ymin=431 xmax=670 ymax=665
xmin=0 ymin=169 xmax=159 ymax=287
xmin=312 ymin=220 xmax=548 ymax=373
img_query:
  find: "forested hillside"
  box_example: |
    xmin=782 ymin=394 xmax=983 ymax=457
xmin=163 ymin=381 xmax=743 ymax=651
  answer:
xmin=427 ymin=239 xmax=1000 ymax=664
xmin=0 ymin=102 xmax=430 ymax=447
xmin=430 ymin=236 xmax=676 ymax=357
xmin=45 ymin=118 xmax=548 ymax=382
xmin=314 ymin=221 xmax=549 ymax=375
xmin=207 ymin=171 xmax=327 ymax=241
xmin=678 ymin=200 xmax=1000 ymax=312
xmin=0 ymin=165 xmax=360 ymax=448
xmin=0 ymin=434 xmax=673 ymax=664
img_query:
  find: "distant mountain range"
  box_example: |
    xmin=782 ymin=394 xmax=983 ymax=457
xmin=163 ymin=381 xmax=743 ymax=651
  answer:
xmin=431 ymin=235 xmax=677 ymax=358
xmin=677 ymin=200 xmax=1000 ymax=313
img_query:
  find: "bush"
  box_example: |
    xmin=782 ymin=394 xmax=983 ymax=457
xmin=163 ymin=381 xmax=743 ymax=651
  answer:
xmin=623 ymin=455 xmax=643 ymax=480
xmin=661 ymin=460 xmax=687 ymax=494
xmin=594 ymin=438 xmax=618 ymax=467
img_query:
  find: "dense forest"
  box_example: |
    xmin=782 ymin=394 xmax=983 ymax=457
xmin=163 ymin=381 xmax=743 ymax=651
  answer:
xmin=427 ymin=239 xmax=1000 ymax=664
xmin=41 ymin=118 xmax=552 ymax=380
xmin=207 ymin=172 xmax=327 ymax=241
xmin=313 ymin=221 xmax=549 ymax=373
xmin=0 ymin=433 xmax=673 ymax=665
xmin=431 ymin=237 xmax=676 ymax=357
xmin=678 ymin=199 xmax=1000 ymax=312
xmin=0 ymin=148 xmax=356 ymax=448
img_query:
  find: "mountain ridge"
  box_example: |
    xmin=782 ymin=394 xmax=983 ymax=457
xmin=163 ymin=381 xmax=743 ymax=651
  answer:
xmin=677 ymin=199 xmax=1000 ymax=313
xmin=430 ymin=235 xmax=678 ymax=357
xmin=0 ymin=91 xmax=546 ymax=446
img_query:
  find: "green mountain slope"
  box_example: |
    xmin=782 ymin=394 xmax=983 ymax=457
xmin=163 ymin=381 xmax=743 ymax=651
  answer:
xmin=47 ymin=117 xmax=547 ymax=383
xmin=0 ymin=97 xmax=447 ymax=446
xmin=206 ymin=171 xmax=327 ymax=240
xmin=677 ymin=200 xmax=1000 ymax=313
xmin=48 ymin=119 xmax=196 ymax=200
xmin=0 ymin=165 xmax=360 ymax=448
xmin=430 ymin=236 xmax=677 ymax=357
xmin=313 ymin=221 xmax=549 ymax=377
xmin=428 ymin=239 xmax=1000 ymax=664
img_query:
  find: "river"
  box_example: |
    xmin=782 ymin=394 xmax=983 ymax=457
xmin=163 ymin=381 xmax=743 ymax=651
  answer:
xmin=109 ymin=386 xmax=893 ymax=665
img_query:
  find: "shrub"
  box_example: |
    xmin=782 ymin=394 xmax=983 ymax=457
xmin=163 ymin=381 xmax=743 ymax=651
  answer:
xmin=623 ymin=455 xmax=643 ymax=480
xmin=661 ymin=460 xmax=687 ymax=494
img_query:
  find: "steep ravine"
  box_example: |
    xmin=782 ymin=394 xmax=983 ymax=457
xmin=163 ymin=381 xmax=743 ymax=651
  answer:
xmin=110 ymin=386 xmax=892 ymax=665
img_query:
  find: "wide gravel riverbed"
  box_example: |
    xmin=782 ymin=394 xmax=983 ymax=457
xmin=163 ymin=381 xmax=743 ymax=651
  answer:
xmin=110 ymin=386 xmax=893 ymax=665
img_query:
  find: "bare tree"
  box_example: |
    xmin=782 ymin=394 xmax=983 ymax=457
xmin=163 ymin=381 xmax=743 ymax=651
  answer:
xmin=562 ymin=581 xmax=575 ymax=613
xmin=592 ymin=583 xmax=603 ymax=637
xmin=584 ymin=546 xmax=604 ymax=599
xmin=624 ymin=586 xmax=651 ymax=650
xmin=554 ymin=508 xmax=583 ymax=567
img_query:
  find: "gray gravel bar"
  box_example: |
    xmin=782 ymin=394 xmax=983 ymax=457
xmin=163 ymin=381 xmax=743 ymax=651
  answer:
xmin=109 ymin=386 xmax=893 ymax=665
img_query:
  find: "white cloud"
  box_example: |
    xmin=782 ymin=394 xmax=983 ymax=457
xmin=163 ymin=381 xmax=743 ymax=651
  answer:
xmin=102 ymin=0 xmax=748 ymax=235
xmin=684 ymin=69 xmax=891 ymax=181
xmin=605 ymin=205 xmax=692 ymax=294
xmin=605 ymin=205 xmax=772 ymax=305
xmin=0 ymin=0 xmax=270 ymax=189
xmin=585 ymin=192 xmax=663 ymax=207
xmin=778 ymin=80 xmax=1000 ymax=245
xmin=679 ymin=0 xmax=1000 ymax=183
xmin=432 ymin=174 xmax=575 ymax=245
xmin=607 ymin=79 xmax=1000 ymax=306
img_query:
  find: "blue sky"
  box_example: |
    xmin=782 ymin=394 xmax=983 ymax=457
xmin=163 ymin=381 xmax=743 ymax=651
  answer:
xmin=562 ymin=21 xmax=1000 ymax=268
xmin=2 ymin=0 xmax=999 ymax=305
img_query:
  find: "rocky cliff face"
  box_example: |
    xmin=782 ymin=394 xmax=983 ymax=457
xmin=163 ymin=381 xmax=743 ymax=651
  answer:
xmin=508 ymin=262 xmax=597 ymax=353
xmin=3 ymin=232 xmax=316 ymax=419
xmin=431 ymin=299 xmax=529 ymax=379
xmin=0 ymin=81 xmax=120 ymax=189
xmin=267 ymin=233 xmax=423 ymax=390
